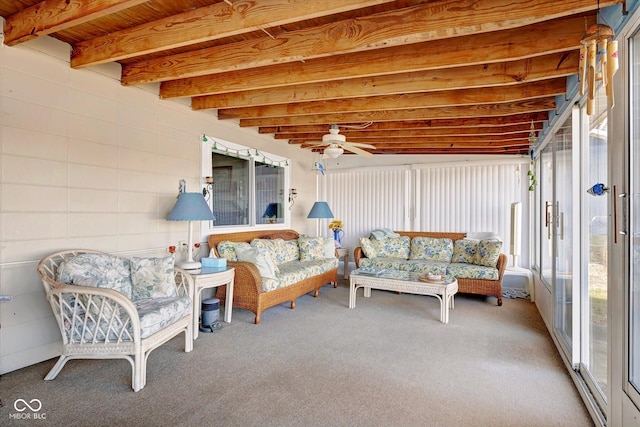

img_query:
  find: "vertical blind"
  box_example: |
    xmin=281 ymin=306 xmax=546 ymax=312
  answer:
xmin=323 ymin=162 xmax=524 ymax=262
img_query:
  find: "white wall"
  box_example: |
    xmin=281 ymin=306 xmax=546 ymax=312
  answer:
xmin=0 ymin=36 xmax=319 ymax=374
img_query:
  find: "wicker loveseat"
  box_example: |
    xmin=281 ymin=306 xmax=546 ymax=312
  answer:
xmin=354 ymin=231 xmax=507 ymax=306
xmin=37 ymin=250 xmax=194 ymax=392
xmin=208 ymin=229 xmax=338 ymax=324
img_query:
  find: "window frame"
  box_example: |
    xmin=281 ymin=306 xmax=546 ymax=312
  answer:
xmin=200 ymin=135 xmax=292 ymax=238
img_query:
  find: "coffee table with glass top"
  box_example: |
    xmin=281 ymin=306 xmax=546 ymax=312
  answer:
xmin=349 ymin=268 xmax=458 ymax=324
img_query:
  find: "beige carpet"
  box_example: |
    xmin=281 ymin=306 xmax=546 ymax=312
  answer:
xmin=0 ymin=279 xmax=593 ymax=426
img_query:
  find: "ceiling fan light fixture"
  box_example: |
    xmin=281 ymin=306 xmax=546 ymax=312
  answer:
xmin=324 ymin=145 xmax=344 ymax=158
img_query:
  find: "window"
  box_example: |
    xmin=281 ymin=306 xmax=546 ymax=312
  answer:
xmin=201 ymin=136 xmax=290 ymax=232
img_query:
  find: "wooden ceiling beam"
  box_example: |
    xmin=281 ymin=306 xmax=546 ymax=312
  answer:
xmin=299 ymin=135 xmax=530 ymax=146
xmin=217 ymin=79 xmax=566 ymax=119
xmin=160 ymin=13 xmax=592 ymax=97
xmin=191 ymin=51 xmax=577 ymax=109
xmin=278 ymin=124 xmax=542 ymax=140
xmin=70 ymin=0 xmax=393 ymax=68
xmin=258 ymin=113 xmax=549 ymax=134
xmin=239 ymin=99 xmax=556 ymax=127
xmin=125 ymin=0 xmax=608 ymax=86
xmin=3 ymin=0 xmax=147 ymax=46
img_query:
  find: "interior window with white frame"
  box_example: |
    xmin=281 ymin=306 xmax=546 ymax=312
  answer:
xmin=201 ymin=135 xmax=290 ymax=231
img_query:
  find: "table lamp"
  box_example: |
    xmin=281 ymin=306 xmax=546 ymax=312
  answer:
xmin=307 ymin=201 xmax=334 ymax=235
xmin=167 ymin=192 xmax=216 ymax=269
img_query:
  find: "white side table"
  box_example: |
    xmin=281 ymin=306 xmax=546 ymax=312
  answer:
xmin=189 ymin=267 xmax=235 ymax=340
xmin=336 ymin=247 xmax=350 ymax=279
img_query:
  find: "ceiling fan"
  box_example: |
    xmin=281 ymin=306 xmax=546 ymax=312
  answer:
xmin=307 ymin=124 xmax=375 ymax=158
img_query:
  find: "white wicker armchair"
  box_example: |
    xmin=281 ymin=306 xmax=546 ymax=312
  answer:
xmin=37 ymin=250 xmax=194 ymax=392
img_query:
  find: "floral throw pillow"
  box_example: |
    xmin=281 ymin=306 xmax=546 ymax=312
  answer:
xmin=371 ymin=236 xmax=410 ymax=258
xmin=359 ymin=237 xmax=377 ymax=258
xmin=451 ymin=239 xmax=478 ymax=264
xmin=130 ymin=256 xmax=177 ymax=300
xmin=57 ymin=253 xmax=133 ymax=299
xmin=217 ymin=241 xmax=251 ymax=261
xmin=298 ymin=236 xmax=325 ymax=261
xmin=409 ymin=237 xmax=454 ymax=262
xmin=472 ymin=239 xmax=503 ymax=267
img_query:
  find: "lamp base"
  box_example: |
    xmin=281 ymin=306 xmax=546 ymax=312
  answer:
xmin=176 ymin=260 xmax=202 ymax=270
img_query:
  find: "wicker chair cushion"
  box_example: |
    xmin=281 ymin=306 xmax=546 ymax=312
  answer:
xmin=57 ymin=253 xmax=133 ymax=299
xmin=134 ymin=295 xmax=192 ymax=338
xmin=130 ymin=256 xmax=177 ymax=300
xmin=409 ymin=237 xmax=453 ymax=262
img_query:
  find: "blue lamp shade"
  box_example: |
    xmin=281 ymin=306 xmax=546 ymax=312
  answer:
xmin=167 ymin=192 xmax=216 ymax=221
xmin=262 ymin=203 xmax=280 ymax=218
xmin=307 ymin=201 xmax=334 ymax=219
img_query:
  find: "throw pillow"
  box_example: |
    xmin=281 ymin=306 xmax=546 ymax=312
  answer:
xmin=217 ymin=241 xmax=251 ymax=261
xmin=472 ymin=239 xmax=503 ymax=267
xmin=371 ymin=236 xmax=410 ymax=258
xmin=130 ymin=256 xmax=177 ymax=300
xmin=359 ymin=237 xmax=377 ymax=258
xmin=298 ymin=236 xmax=325 ymax=261
xmin=57 ymin=253 xmax=133 ymax=299
xmin=409 ymin=237 xmax=454 ymax=262
xmin=324 ymin=237 xmax=336 ymax=258
xmin=451 ymin=239 xmax=478 ymax=263
xmin=235 ymin=246 xmax=279 ymax=279
xmin=281 ymin=239 xmax=300 ymax=262
xmin=250 ymin=239 xmax=279 ymax=266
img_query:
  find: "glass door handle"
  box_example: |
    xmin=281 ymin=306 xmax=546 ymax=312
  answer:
xmin=614 ymin=186 xmax=627 ymax=243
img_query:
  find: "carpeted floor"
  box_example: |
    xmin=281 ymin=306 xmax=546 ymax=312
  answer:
xmin=0 ymin=279 xmax=593 ymax=426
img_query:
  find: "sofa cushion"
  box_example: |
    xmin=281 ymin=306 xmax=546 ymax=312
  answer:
xmin=451 ymin=238 xmax=478 ymax=264
xmin=371 ymin=236 xmax=410 ymax=258
xmin=279 ymin=239 xmax=300 ymax=263
xmin=57 ymin=253 xmax=133 ymax=300
xmin=217 ymin=241 xmax=251 ymax=261
xmin=399 ymin=260 xmax=449 ymax=275
xmin=359 ymin=257 xmax=409 ymax=271
xmin=260 ymin=258 xmax=338 ymax=292
xmin=409 ymin=237 xmax=453 ymax=262
xmin=298 ymin=236 xmax=325 ymax=261
xmin=447 ymin=262 xmax=499 ymax=280
xmin=236 ymin=246 xmax=279 ymax=279
xmin=130 ymin=256 xmax=177 ymax=300
xmin=472 ymin=239 xmax=503 ymax=267
xmin=359 ymin=237 xmax=378 ymax=258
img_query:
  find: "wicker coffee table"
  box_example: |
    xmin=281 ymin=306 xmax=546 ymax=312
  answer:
xmin=349 ymin=268 xmax=458 ymax=324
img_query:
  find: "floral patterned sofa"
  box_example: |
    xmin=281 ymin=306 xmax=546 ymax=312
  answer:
xmin=354 ymin=231 xmax=507 ymax=306
xmin=37 ymin=250 xmax=194 ymax=392
xmin=209 ymin=229 xmax=338 ymax=324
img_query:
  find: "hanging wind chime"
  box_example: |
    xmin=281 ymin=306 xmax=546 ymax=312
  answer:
xmin=579 ymin=17 xmax=619 ymax=115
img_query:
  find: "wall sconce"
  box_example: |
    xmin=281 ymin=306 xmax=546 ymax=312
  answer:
xmin=289 ymin=188 xmax=298 ymax=210
xmin=202 ymin=176 xmax=214 ymax=201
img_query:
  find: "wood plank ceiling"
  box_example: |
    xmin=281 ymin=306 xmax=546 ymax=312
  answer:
xmin=0 ymin=0 xmax=626 ymax=156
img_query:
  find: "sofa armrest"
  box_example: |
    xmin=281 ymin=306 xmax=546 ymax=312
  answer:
xmin=354 ymin=246 xmax=365 ymax=268
xmin=496 ymin=253 xmax=508 ymax=280
xmin=229 ymin=261 xmax=264 ymax=294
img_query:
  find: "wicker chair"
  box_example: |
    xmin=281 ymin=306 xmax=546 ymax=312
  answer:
xmin=37 ymin=250 xmax=194 ymax=392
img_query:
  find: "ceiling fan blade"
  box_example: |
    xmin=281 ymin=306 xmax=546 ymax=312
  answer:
xmin=342 ymin=141 xmax=376 ymax=149
xmin=344 ymin=145 xmax=374 ymax=157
